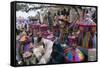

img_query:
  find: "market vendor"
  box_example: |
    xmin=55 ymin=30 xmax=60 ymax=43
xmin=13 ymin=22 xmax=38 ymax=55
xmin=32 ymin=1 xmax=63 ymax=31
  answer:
xmin=32 ymin=31 xmax=54 ymax=64
xmin=18 ymin=31 xmax=38 ymax=65
xmin=49 ymin=39 xmax=66 ymax=64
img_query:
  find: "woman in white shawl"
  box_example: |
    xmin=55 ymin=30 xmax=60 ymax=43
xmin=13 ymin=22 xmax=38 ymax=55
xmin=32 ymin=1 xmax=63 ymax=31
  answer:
xmin=33 ymin=32 xmax=53 ymax=64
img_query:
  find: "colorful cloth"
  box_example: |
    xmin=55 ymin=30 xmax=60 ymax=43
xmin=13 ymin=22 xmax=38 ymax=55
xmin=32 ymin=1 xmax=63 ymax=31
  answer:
xmin=65 ymin=48 xmax=84 ymax=62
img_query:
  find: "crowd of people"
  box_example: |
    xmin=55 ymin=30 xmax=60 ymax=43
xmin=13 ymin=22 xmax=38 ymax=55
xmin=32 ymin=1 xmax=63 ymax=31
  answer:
xmin=16 ymin=7 xmax=97 ymax=65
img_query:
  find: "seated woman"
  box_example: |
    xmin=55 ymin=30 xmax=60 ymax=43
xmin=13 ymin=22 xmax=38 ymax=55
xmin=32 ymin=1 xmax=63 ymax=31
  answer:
xmin=49 ymin=38 xmax=66 ymax=64
xmin=19 ymin=31 xmax=37 ymax=65
xmin=32 ymin=31 xmax=53 ymax=64
xmin=22 ymin=42 xmax=37 ymax=65
xmin=33 ymin=42 xmax=45 ymax=61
